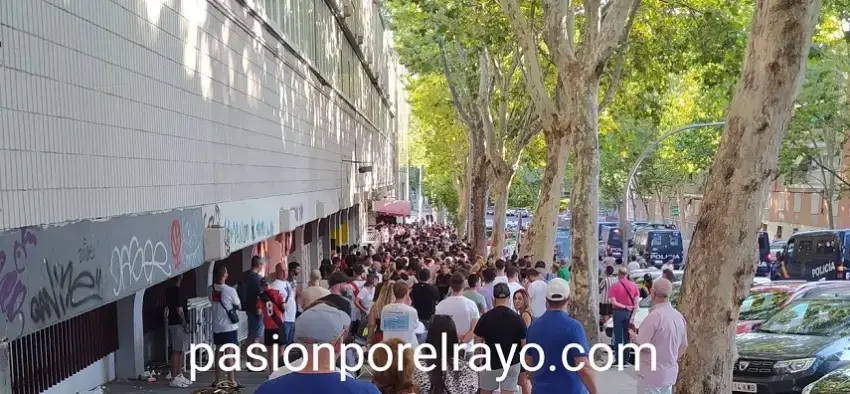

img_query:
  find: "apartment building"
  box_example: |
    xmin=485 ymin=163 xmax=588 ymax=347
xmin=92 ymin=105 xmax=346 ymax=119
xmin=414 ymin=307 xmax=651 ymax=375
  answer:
xmin=0 ymin=0 xmax=407 ymax=393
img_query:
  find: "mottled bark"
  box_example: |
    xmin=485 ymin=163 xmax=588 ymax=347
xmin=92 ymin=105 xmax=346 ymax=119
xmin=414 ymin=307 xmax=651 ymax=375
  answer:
xmin=490 ymin=171 xmax=516 ymax=259
xmin=675 ymin=0 xmax=819 ymax=392
xmin=566 ymin=74 xmax=602 ymax=341
xmin=457 ymin=174 xmax=469 ymax=235
xmin=520 ymin=132 xmax=569 ymax=263
xmin=470 ymin=154 xmax=490 ymax=259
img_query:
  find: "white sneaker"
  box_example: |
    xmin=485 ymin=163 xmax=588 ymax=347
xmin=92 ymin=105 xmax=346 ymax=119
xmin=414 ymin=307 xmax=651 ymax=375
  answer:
xmin=169 ymin=375 xmax=190 ymax=388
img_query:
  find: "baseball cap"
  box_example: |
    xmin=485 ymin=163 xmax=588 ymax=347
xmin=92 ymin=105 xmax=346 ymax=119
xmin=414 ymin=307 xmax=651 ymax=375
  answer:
xmin=546 ymin=278 xmax=570 ymax=301
xmin=493 ymin=283 xmax=511 ymax=299
xmin=294 ymin=302 xmax=351 ymax=345
xmin=328 ymin=271 xmax=353 ymax=287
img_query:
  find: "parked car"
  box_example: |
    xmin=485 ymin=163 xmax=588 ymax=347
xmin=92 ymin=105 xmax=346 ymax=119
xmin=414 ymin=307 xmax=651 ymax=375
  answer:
xmin=733 ymin=297 xmax=850 ymax=394
xmin=738 ymin=281 xmax=850 ymax=334
xmin=802 ymin=364 xmax=850 ymax=393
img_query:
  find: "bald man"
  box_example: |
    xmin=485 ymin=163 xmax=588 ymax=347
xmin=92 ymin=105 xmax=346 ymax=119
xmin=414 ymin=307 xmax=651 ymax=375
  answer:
xmin=630 ymin=279 xmax=687 ymax=394
xmin=299 ymin=269 xmax=329 ymax=310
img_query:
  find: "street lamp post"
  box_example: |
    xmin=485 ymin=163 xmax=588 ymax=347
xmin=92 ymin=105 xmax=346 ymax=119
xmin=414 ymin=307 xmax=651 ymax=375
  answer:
xmin=620 ymin=122 xmax=725 ymax=261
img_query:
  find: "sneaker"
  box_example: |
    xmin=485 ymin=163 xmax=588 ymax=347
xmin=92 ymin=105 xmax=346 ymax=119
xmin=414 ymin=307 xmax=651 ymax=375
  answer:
xmin=169 ymin=376 xmax=189 ymax=388
xmin=177 ymin=375 xmax=193 ymax=386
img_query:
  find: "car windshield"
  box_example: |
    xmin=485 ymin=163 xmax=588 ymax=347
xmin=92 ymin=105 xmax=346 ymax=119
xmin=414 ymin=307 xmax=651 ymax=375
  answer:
xmin=739 ymin=290 xmax=790 ymax=321
xmin=759 ymin=299 xmax=850 ymax=336
xmin=639 ymin=284 xmax=681 ymax=308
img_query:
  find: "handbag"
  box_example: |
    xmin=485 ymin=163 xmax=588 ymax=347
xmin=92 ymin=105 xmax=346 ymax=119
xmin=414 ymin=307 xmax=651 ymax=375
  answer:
xmin=213 ymin=286 xmax=240 ymax=324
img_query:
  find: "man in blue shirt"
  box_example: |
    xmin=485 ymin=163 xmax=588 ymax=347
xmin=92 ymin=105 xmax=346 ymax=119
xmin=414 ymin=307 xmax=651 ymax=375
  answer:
xmin=256 ymin=302 xmax=380 ymax=394
xmin=526 ymin=278 xmax=599 ymax=394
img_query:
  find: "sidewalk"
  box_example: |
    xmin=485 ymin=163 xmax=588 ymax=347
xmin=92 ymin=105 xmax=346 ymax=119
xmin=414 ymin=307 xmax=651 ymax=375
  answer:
xmin=100 ymin=368 xmax=637 ymax=394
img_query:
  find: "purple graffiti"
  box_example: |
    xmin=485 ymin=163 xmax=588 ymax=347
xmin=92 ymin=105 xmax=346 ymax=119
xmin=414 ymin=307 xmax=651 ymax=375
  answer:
xmin=0 ymin=229 xmax=36 ymax=331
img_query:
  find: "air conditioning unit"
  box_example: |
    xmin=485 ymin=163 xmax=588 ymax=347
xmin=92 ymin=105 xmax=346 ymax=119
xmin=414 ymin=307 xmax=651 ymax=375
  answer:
xmin=204 ymin=227 xmax=230 ymax=261
xmin=280 ymin=208 xmax=296 ymax=232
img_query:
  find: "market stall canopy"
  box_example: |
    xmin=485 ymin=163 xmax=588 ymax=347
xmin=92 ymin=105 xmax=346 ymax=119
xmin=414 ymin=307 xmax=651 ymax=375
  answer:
xmin=373 ymin=200 xmax=411 ymax=216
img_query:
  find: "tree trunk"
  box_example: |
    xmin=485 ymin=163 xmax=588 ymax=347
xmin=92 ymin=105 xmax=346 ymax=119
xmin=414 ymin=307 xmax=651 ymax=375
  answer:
xmin=457 ymin=174 xmax=469 ymax=236
xmin=674 ymin=0 xmax=819 ymax=392
xmin=677 ymin=188 xmax=688 ymax=236
xmin=566 ymin=74 xmax=601 ymax=342
xmin=826 ymin=190 xmax=836 ymax=229
xmin=490 ymin=171 xmax=515 ymax=259
xmin=520 ymin=132 xmax=569 ymax=264
xmin=470 ymin=155 xmax=490 ymax=259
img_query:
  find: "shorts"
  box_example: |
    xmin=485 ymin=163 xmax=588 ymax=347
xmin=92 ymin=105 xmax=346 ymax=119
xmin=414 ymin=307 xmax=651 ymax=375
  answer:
xmin=264 ymin=328 xmax=284 ymax=346
xmin=478 ymin=363 xmax=521 ymax=391
xmin=168 ymin=325 xmax=189 ymax=352
xmin=247 ymin=314 xmax=264 ymax=339
xmin=599 ymin=303 xmax=613 ymax=315
xmin=637 ymin=378 xmax=673 ymax=394
xmin=282 ymin=322 xmax=295 ymax=344
xmin=213 ymin=330 xmax=238 ymax=346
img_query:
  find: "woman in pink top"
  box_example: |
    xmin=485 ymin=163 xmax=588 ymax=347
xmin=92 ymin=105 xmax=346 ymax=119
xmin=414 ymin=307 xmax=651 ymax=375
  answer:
xmin=608 ymin=267 xmax=640 ymax=359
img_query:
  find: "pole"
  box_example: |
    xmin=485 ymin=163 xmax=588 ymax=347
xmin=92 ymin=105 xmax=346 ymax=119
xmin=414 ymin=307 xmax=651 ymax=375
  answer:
xmin=620 ymin=122 xmax=724 ymax=261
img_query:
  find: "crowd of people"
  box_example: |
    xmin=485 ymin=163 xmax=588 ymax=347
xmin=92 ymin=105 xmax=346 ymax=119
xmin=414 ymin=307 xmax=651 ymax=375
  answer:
xmin=166 ymin=222 xmax=689 ymax=394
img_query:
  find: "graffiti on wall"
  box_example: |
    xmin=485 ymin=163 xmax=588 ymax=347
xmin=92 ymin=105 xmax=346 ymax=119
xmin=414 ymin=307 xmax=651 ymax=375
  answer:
xmin=0 ymin=209 xmax=203 ymax=341
xmin=224 ymin=218 xmax=275 ymax=250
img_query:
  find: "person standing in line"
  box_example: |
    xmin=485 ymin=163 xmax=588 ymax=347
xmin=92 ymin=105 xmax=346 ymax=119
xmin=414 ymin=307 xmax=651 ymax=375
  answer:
xmin=661 ymin=257 xmax=675 ymax=271
xmin=255 ymin=303 xmax=381 ymax=393
xmin=512 ymin=288 xmax=534 ymax=394
xmin=609 ymin=267 xmax=639 ymax=362
xmin=598 ymin=266 xmax=618 ymax=334
xmin=270 ymin=263 xmax=297 ymax=345
xmin=474 ymin=283 xmax=526 ymax=394
xmin=381 ymin=281 xmax=422 ymax=346
xmin=166 ymin=274 xmax=191 ymax=388
xmin=536 ymin=261 xmax=556 ymax=282
xmin=601 ymin=252 xmax=616 ymax=271
xmin=478 ymin=267 xmax=497 ymax=311
xmin=435 ymin=273 xmax=480 ymax=348
xmin=506 ymin=265 xmax=524 ymax=311
xmin=526 ymin=268 xmax=547 ymax=318
xmin=463 ymin=273 xmax=486 ymax=315
xmin=239 ymin=256 xmax=266 ymax=346
xmin=356 ymin=273 xmax=378 ymax=338
xmin=210 ymin=265 xmax=244 ymax=388
xmin=557 ymin=259 xmax=571 ymax=281
xmin=493 ymin=259 xmax=509 ymax=284
xmin=526 ymin=278 xmax=598 ymax=393
xmin=300 ymin=269 xmax=330 ymax=310
xmin=628 ymin=255 xmax=641 ymax=272
xmin=257 ymin=278 xmax=285 ymax=374
xmin=629 ymin=279 xmax=687 ymax=394
xmin=410 ymin=268 xmax=439 ymax=329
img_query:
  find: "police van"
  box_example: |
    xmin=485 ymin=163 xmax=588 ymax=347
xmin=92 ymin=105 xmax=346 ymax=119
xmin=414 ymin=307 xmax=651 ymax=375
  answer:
xmin=600 ymin=226 xmax=624 ymax=259
xmin=630 ymin=229 xmax=684 ymax=268
xmin=756 ymin=232 xmax=771 ymax=276
xmin=778 ymin=230 xmax=850 ymax=281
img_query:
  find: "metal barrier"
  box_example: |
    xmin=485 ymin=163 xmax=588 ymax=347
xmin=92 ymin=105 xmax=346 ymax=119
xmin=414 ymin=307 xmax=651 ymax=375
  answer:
xmin=165 ymin=297 xmax=216 ymax=367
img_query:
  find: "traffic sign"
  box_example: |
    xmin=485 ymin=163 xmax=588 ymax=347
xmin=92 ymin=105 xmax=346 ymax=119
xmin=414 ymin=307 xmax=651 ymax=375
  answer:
xmin=671 ymin=204 xmax=679 ymax=217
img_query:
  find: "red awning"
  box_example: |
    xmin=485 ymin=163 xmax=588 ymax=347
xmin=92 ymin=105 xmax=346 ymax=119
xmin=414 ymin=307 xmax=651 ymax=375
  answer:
xmin=373 ymin=200 xmax=411 ymax=216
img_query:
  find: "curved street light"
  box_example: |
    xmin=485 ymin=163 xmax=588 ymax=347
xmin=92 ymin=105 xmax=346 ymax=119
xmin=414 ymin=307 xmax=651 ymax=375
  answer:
xmin=619 ymin=122 xmax=726 ymax=260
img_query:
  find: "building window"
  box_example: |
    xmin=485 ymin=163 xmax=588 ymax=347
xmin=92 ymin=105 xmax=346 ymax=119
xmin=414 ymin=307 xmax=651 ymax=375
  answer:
xmin=776 ymin=226 xmax=783 ymax=240
xmin=793 ymin=193 xmax=802 ymax=213
xmin=811 ymin=193 xmax=822 ymax=215
xmin=778 ymin=192 xmax=786 ymax=211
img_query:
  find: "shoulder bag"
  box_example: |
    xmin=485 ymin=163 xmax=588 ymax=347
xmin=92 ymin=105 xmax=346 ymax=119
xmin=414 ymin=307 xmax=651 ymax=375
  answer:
xmin=214 ymin=286 xmax=240 ymax=324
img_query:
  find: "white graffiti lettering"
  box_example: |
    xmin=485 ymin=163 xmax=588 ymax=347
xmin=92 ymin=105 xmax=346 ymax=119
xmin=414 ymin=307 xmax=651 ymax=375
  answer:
xmin=109 ymin=237 xmax=172 ymax=296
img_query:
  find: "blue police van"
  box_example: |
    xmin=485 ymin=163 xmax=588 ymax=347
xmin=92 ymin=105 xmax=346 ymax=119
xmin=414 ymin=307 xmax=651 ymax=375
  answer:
xmin=631 ymin=229 xmax=684 ymax=268
xmin=778 ymin=229 xmax=850 ymax=281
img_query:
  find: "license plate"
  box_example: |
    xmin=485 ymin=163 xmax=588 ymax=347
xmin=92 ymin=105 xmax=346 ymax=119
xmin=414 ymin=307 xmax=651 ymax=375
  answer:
xmin=732 ymin=382 xmax=758 ymax=393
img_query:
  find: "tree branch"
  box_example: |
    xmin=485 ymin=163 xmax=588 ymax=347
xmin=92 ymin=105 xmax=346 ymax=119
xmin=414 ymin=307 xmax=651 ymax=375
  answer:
xmin=497 ymin=0 xmax=559 ymax=130
xmin=542 ymin=0 xmax=576 ymax=67
xmin=585 ymin=0 xmax=638 ymax=73
xmin=478 ymin=50 xmax=504 ymax=169
xmin=808 ymin=153 xmax=850 ymax=190
xmin=599 ymin=0 xmax=640 ymax=111
xmin=437 ymin=36 xmax=474 ymax=130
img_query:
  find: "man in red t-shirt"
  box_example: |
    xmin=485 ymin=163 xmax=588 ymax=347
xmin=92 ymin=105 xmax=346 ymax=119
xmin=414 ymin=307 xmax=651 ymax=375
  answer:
xmin=256 ymin=278 xmax=285 ymax=373
xmin=609 ymin=267 xmax=640 ymax=360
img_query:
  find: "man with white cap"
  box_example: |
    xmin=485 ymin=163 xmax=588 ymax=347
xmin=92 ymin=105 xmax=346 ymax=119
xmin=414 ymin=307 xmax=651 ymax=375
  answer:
xmin=526 ymin=278 xmax=598 ymax=394
xmin=257 ymin=302 xmax=380 ymax=393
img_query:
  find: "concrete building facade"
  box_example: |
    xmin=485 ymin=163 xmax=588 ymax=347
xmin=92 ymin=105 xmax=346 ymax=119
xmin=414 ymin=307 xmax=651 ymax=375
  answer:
xmin=0 ymin=0 xmax=406 ymax=392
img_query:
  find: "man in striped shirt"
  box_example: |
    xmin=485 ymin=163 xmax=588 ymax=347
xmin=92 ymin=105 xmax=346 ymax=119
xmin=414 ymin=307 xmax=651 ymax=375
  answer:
xmin=598 ymin=265 xmax=618 ymax=332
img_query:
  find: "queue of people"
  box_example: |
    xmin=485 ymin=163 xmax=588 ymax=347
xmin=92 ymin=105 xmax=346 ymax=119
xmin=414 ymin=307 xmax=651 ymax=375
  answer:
xmin=187 ymin=222 xmax=690 ymax=394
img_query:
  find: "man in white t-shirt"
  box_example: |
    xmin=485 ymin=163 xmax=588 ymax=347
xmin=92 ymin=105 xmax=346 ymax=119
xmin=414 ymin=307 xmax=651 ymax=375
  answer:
xmin=270 ymin=263 xmax=297 ymax=344
xmin=493 ymin=259 xmax=509 ymax=284
xmin=381 ymin=281 xmax=422 ymax=346
xmin=526 ymin=268 xmax=548 ymax=318
xmin=506 ymin=266 xmax=524 ymax=311
xmin=435 ymin=273 xmax=480 ymax=347
xmin=209 ymin=265 xmax=241 ymax=387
